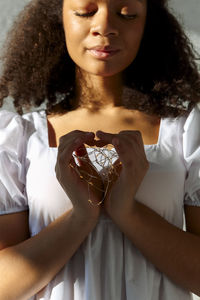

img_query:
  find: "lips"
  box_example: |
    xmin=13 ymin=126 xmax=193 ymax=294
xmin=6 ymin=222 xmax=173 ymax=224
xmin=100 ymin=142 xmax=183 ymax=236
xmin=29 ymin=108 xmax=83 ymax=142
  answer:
xmin=87 ymin=46 xmax=120 ymax=59
xmin=89 ymin=45 xmax=119 ymax=51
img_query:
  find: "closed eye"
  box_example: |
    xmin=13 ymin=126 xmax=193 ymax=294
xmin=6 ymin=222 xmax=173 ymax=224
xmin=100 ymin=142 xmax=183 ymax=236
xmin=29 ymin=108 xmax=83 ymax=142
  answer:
xmin=74 ymin=11 xmax=137 ymax=20
xmin=74 ymin=11 xmax=96 ymax=18
xmin=118 ymin=13 xmax=137 ymax=20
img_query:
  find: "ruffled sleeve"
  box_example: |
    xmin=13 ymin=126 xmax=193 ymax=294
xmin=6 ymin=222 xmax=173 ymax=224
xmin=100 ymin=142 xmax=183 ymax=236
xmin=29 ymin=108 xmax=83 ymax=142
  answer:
xmin=183 ymin=105 xmax=200 ymax=206
xmin=0 ymin=110 xmax=28 ymax=214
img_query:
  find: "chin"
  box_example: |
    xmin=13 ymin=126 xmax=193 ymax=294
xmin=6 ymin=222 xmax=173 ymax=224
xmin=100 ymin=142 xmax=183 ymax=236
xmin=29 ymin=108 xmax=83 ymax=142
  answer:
xmin=83 ymin=65 xmax=125 ymax=77
xmin=84 ymin=59 xmax=132 ymax=77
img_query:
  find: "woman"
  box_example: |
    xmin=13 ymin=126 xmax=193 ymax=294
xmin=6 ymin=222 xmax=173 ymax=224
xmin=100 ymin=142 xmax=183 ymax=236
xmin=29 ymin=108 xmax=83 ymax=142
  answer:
xmin=0 ymin=0 xmax=200 ymax=299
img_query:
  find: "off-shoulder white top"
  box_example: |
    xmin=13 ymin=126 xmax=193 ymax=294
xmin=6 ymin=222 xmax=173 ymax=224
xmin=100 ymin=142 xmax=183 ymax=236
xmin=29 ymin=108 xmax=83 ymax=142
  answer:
xmin=0 ymin=106 xmax=200 ymax=300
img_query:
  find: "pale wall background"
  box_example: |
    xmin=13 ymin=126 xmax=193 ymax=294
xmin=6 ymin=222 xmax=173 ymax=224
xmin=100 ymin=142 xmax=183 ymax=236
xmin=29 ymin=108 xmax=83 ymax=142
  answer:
xmin=0 ymin=1 xmax=199 ymax=299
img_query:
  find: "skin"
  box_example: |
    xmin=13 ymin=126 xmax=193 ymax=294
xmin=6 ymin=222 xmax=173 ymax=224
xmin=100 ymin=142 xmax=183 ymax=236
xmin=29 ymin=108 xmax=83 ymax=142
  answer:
xmin=63 ymin=0 xmax=147 ymax=75
xmin=56 ymin=0 xmax=150 ymax=219
xmin=62 ymin=0 xmax=147 ymax=107
xmin=55 ymin=131 xmax=103 ymax=219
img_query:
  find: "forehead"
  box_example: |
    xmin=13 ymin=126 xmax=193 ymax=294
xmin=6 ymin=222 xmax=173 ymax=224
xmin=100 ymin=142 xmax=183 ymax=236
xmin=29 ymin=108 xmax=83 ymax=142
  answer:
xmin=64 ymin=0 xmax=147 ymax=12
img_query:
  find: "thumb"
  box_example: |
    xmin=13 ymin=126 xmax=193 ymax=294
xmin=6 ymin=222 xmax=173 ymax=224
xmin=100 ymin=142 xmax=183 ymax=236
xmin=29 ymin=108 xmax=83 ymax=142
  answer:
xmin=75 ymin=144 xmax=96 ymax=177
xmin=75 ymin=144 xmax=90 ymax=167
xmin=75 ymin=144 xmax=99 ymax=184
xmin=109 ymin=158 xmax=122 ymax=181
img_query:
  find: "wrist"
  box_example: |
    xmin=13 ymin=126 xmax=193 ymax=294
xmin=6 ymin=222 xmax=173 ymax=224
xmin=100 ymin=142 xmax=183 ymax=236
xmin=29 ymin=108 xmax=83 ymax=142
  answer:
xmin=107 ymin=200 xmax=138 ymax=225
xmin=71 ymin=207 xmax=100 ymax=226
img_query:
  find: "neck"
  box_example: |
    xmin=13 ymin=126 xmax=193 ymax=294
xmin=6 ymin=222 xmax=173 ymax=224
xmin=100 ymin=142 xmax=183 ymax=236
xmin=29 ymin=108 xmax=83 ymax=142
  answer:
xmin=74 ymin=68 xmax=124 ymax=112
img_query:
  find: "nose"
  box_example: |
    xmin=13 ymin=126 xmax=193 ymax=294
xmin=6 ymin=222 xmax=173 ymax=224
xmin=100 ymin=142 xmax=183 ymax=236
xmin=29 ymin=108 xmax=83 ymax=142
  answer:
xmin=90 ymin=8 xmax=119 ymax=37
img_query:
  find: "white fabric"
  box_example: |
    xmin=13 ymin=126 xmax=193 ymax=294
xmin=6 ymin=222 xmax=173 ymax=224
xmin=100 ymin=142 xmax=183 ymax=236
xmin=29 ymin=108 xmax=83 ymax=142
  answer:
xmin=0 ymin=105 xmax=200 ymax=300
xmin=183 ymin=107 xmax=200 ymax=206
xmin=0 ymin=111 xmax=28 ymax=214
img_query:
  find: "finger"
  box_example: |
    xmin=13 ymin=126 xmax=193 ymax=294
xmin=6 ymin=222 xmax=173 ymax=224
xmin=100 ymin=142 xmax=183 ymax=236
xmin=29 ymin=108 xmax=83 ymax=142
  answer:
xmin=106 ymin=158 xmax=122 ymax=183
xmin=58 ymin=132 xmax=95 ymax=167
xmin=94 ymin=139 xmax=112 ymax=148
xmin=97 ymin=130 xmax=142 ymax=141
xmin=119 ymin=130 xmax=144 ymax=146
xmin=97 ymin=130 xmax=144 ymax=153
xmin=96 ymin=131 xmax=117 ymax=145
xmin=74 ymin=144 xmax=100 ymax=184
xmin=58 ymin=131 xmax=95 ymax=150
xmin=96 ymin=130 xmax=133 ymax=147
xmin=59 ymin=131 xmax=95 ymax=152
xmin=118 ymin=130 xmax=141 ymax=135
xmin=75 ymin=144 xmax=91 ymax=167
xmin=113 ymin=136 xmax=141 ymax=169
xmin=75 ymin=144 xmax=87 ymax=157
xmin=113 ymin=158 xmax=123 ymax=171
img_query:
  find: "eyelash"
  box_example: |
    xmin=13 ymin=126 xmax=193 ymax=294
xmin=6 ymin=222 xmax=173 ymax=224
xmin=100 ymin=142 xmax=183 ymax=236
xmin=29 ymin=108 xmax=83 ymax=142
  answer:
xmin=74 ymin=11 xmax=137 ymax=20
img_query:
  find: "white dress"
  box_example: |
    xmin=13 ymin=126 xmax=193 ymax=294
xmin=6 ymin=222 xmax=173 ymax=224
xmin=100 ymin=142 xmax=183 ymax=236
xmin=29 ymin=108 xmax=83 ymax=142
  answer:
xmin=0 ymin=105 xmax=200 ymax=300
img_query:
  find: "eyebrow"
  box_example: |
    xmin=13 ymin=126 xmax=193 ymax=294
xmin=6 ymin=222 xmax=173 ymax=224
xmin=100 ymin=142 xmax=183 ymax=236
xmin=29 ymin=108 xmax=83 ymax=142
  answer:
xmin=73 ymin=0 xmax=144 ymax=5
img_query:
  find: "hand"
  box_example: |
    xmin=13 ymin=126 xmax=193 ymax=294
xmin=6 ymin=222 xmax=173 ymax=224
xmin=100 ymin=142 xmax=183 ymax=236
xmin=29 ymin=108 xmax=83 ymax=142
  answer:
xmin=55 ymin=130 xmax=104 ymax=221
xmin=96 ymin=130 xmax=149 ymax=220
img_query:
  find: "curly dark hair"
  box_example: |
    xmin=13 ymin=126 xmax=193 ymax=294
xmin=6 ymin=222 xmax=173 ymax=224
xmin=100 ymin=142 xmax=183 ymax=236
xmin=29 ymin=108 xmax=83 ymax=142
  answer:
xmin=0 ymin=0 xmax=199 ymax=117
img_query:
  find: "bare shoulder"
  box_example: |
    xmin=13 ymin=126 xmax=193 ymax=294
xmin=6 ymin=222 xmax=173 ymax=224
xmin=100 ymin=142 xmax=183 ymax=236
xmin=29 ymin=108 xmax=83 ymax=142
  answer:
xmin=0 ymin=211 xmax=30 ymax=250
xmin=184 ymin=205 xmax=200 ymax=236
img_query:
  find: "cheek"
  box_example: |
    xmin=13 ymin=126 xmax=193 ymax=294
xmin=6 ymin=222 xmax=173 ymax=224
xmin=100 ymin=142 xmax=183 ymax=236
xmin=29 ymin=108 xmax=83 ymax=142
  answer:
xmin=125 ymin=24 xmax=145 ymax=53
xmin=63 ymin=14 xmax=86 ymax=49
xmin=65 ymin=21 xmax=80 ymax=44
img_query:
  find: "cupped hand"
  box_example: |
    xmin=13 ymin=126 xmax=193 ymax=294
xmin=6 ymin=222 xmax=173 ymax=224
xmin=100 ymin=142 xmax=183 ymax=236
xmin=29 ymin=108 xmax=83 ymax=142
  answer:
xmin=55 ymin=130 xmax=104 ymax=221
xmin=96 ymin=130 xmax=149 ymax=220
